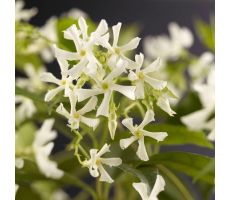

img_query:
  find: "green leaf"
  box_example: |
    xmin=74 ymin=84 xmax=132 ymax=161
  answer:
xmin=157 ymin=165 xmax=194 ymax=200
xmin=193 ymin=159 xmax=215 ymax=183
xmin=194 ymin=18 xmax=215 ymax=51
xmin=16 ymin=53 xmax=42 ymax=71
xmin=119 ymin=164 xmax=157 ymax=187
xmin=16 ymin=86 xmax=48 ymax=109
xmin=16 ymin=123 xmax=36 ymax=152
xmin=143 ymin=152 xmax=214 ymax=184
xmin=16 ymin=159 xmax=97 ymax=199
xmin=145 ymin=124 xmax=213 ymax=149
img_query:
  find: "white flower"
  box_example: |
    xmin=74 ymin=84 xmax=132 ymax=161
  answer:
xmin=120 ymin=110 xmax=168 ymax=161
xmin=133 ymin=175 xmax=166 ymax=200
xmin=56 ymin=92 xmax=99 ymax=130
xmin=156 ymin=94 xmax=176 ymax=116
xmin=15 ymin=184 xmax=19 ymax=195
xmin=15 ymin=0 xmax=38 ymax=22
xmin=56 ymin=17 xmax=109 ymax=76
xmin=83 ymin=143 xmax=122 ymax=183
xmin=181 ymin=69 xmax=215 ymax=141
xmin=39 ymin=17 xmax=58 ymax=62
xmin=75 ymin=65 xmax=136 ymax=117
xmin=189 ymin=52 xmax=214 ymax=83
xmin=33 ymin=119 xmax=64 ymax=179
xmin=128 ymin=53 xmax=167 ymax=99
xmin=16 ymin=96 xmax=37 ymax=122
xmin=15 ymin=157 xmax=24 ymax=195
xmin=40 ymin=58 xmax=73 ymax=101
xmin=16 ymin=64 xmax=45 ymax=92
xmin=144 ymin=22 xmax=193 ymax=63
xmin=15 ymin=158 xmax=24 ymax=169
xmin=61 ymin=8 xmax=88 ymax=19
xmin=105 ymin=22 xmax=141 ymax=69
xmin=51 ymin=189 xmax=69 ymax=200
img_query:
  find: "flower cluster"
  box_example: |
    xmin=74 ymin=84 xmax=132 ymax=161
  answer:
xmin=181 ymin=69 xmax=215 ymax=141
xmin=15 ymin=119 xmax=64 ymax=179
xmin=40 ymin=17 xmax=175 ymax=197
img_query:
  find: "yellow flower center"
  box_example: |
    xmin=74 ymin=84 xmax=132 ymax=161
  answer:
xmin=102 ymin=82 xmax=109 ymax=90
xmin=80 ymin=50 xmax=86 ymax=57
xmin=73 ymin=112 xmax=80 ymax=119
xmin=115 ymin=47 xmax=120 ymax=55
xmin=96 ymin=159 xmax=101 ymax=166
xmin=138 ymin=72 xmax=145 ymax=80
xmin=99 ymin=55 xmax=106 ymax=63
xmin=135 ymin=130 xmax=143 ymax=139
xmin=60 ymin=79 xmax=66 ymax=85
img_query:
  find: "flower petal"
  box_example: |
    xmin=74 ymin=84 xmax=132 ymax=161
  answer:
xmin=33 ymin=121 xmax=57 ymax=147
xmin=78 ymin=96 xmax=98 ymax=115
xmin=104 ymin=65 xmax=126 ymax=83
xmin=144 ymin=75 xmax=167 ymax=90
xmin=136 ymin=137 xmax=149 ymax=161
xmin=80 ymin=116 xmax=99 ymax=130
xmin=35 ymin=145 xmax=64 ymax=179
xmin=135 ymin=53 xmax=144 ymax=72
xmin=92 ymin=19 xmax=108 ymax=38
xmin=78 ymin=17 xmax=88 ymax=39
xmin=100 ymin=158 xmax=122 ymax=167
xmin=157 ymin=96 xmax=176 ymax=116
xmin=120 ymin=37 xmax=141 ymax=52
xmin=96 ymin=91 xmax=112 ymax=117
xmin=15 ymin=158 xmax=24 ymax=169
xmin=53 ymin=44 xmax=79 ymax=60
xmin=111 ymin=84 xmax=136 ymax=100
xmin=128 ymin=70 xmax=138 ymax=81
xmin=63 ymin=25 xmax=81 ymax=52
xmin=45 ymin=86 xmax=64 ymax=102
xmin=40 ymin=72 xmax=60 ymax=85
xmin=66 ymin=58 xmax=87 ymax=78
xmin=67 ymin=91 xmax=77 ymax=115
xmin=142 ymin=130 xmax=168 ymax=142
xmin=112 ymin=22 xmax=121 ymax=47
xmin=143 ymin=57 xmax=161 ymax=74
xmin=98 ymin=165 xmax=114 ymax=183
xmin=56 ymin=103 xmax=70 ymax=119
xmin=181 ymin=108 xmax=211 ymax=130
xmin=149 ymin=175 xmax=166 ymax=198
xmin=207 ymin=129 xmax=215 ymax=141
xmin=132 ymin=182 xmax=149 ymax=200
xmin=135 ymin=80 xmax=145 ymax=99
xmin=97 ymin=143 xmax=110 ymax=157
xmin=138 ymin=110 xmax=155 ymax=129
xmin=121 ymin=118 xmax=135 ymax=132
xmin=120 ymin=136 xmax=137 ymax=149
xmin=75 ymin=88 xmax=102 ymax=102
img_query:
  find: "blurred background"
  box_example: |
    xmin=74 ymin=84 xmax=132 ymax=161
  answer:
xmin=25 ymin=0 xmax=214 ymax=55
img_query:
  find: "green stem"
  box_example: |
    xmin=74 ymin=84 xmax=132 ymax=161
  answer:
xmin=62 ymin=173 xmax=97 ymax=200
xmin=136 ymin=102 xmax=145 ymax=118
xmin=124 ymin=102 xmax=138 ymax=117
xmin=103 ymin=183 xmax=111 ymax=200
xmin=96 ymin=178 xmax=103 ymax=200
xmin=73 ymin=130 xmax=90 ymax=164
xmin=153 ymin=143 xmax=160 ymax=154
xmin=100 ymin=118 xmax=108 ymax=146
xmin=157 ymin=164 xmax=194 ymax=200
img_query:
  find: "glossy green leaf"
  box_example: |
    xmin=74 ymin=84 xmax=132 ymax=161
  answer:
xmin=142 ymin=152 xmax=214 ymax=184
xmin=145 ymin=124 xmax=213 ymax=149
xmin=195 ymin=18 xmax=215 ymax=51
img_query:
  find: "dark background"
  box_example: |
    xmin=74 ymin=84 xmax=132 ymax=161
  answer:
xmin=22 ymin=0 xmax=215 ymax=199
xmin=25 ymin=0 xmax=214 ymax=55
